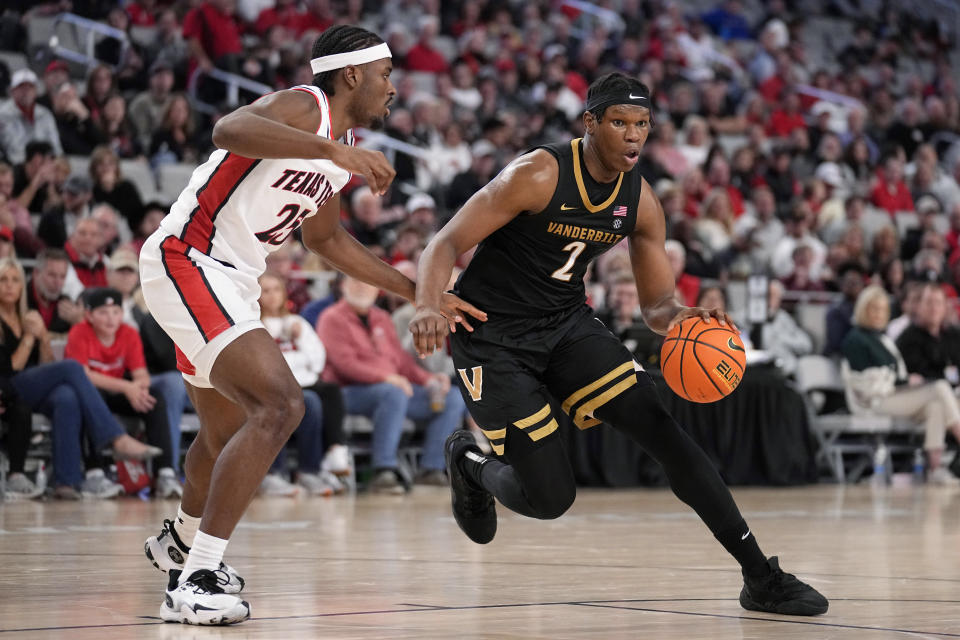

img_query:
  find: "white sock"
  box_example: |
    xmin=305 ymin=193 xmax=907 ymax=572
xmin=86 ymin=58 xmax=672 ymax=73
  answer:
xmin=180 ymin=531 xmax=228 ymax=584
xmin=173 ymin=505 xmax=201 ymax=549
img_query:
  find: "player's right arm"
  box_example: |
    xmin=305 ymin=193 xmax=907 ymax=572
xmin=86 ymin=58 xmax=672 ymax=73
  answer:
xmin=211 ymin=90 xmax=395 ymax=195
xmin=410 ymin=150 xmax=559 ymax=357
xmin=629 ymin=180 xmax=735 ymax=335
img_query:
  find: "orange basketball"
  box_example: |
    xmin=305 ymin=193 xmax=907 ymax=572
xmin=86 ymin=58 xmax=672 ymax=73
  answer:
xmin=660 ymin=317 xmax=746 ymax=403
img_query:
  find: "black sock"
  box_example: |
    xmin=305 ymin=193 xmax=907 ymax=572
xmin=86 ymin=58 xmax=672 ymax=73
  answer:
xmin=461 ymin=450 xmax=541 ymax=517
xmin=458 ymin=448 xmax=491 ymax=489
xmin=714 ymin=518 xmax=769 ymax=577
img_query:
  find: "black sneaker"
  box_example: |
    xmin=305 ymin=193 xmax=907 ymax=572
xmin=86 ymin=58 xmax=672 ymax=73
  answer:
xmin=740 ymin=557 xmax=829 ymax=616
xmin=444 ymin=430 xmax=496 ymax=544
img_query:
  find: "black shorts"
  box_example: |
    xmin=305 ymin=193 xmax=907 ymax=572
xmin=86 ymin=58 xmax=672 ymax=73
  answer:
xmin=450 ymin=305 xmax=643 ymax=458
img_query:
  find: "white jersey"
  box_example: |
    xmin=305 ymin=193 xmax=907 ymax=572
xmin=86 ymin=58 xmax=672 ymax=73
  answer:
xmin=157 ymin=85 xmax=355 ymax=279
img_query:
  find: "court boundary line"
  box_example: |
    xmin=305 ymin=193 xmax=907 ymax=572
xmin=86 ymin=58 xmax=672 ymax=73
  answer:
xmin=4 ymin=551 xmax=960 ymax=586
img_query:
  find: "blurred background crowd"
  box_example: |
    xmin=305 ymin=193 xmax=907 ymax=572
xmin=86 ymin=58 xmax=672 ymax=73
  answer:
xmin=2 ymin=0 xmax=960 ymax=499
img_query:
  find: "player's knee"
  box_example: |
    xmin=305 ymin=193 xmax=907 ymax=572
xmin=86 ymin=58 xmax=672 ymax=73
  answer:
xmin=532 ymin=486 xmax=576 ymax=520
xmin=253 ymin=388 xmax=305 ymax=436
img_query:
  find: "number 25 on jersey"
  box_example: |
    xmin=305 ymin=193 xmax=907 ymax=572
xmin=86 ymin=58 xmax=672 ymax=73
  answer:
xmin=255 ymin=203 xmax=312 ymax=246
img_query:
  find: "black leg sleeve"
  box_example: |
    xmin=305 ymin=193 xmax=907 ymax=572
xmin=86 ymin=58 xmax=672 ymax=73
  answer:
xmin=464 ymin=422 xmax=577 ymax=520
xmin=595 ymin=379 xmax=768 ymax=573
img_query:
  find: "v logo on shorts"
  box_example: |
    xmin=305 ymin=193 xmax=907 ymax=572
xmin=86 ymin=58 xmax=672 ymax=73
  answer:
xmin=458 ymin=366 xmax=484 ymax=401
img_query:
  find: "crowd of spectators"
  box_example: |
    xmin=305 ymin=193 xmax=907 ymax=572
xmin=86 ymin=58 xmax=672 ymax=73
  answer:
xmin=2 ymin=0 xmax=960 ymax=496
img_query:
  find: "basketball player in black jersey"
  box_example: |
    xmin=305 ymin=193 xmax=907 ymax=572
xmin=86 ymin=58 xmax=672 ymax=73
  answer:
xmin=410 ymin=73 xmax=828 ymax=616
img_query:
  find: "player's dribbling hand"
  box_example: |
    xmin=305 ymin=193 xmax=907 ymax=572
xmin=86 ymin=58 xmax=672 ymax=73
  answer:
xmin=331 ymin=146 xmax=396 ymax=196
xmin=666 ymin=306 xmax=738 ymax=334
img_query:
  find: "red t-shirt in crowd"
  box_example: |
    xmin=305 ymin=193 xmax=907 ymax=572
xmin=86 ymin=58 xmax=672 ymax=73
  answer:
xmin=870 ymin=179 xmax=914 ymax=213
xmin=676 ymin=273 xmax=701 ymax=307
xmin=182 ymin=2 xmax=243 ymax=62
xmin=405 ymin=42 xmax=449 ymax=73
xmin=254 ymin=6 xmax=321 ymax=35
xmin=125 ymin=2 xmax=156 ymax=26
xmin=766 ymin=110 xmax=807 ymax=137
xmin=295 ymin=12 xmax=333 ymax=36
xmin=65 ymin=321 xmax=146 ymax=379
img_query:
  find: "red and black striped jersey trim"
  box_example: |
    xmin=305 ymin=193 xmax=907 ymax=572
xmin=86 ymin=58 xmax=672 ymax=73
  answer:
xmin=179 ymin=152 xmax=261 ymax=255
xmin=159 ymin=236 xmax=235 ymax=343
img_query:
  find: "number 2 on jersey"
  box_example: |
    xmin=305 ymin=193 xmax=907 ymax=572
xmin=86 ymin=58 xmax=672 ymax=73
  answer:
xmin=551 ymin=241 xmax=586 ymax=282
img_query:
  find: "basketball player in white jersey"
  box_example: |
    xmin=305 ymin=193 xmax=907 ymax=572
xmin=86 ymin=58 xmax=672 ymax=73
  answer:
xmin=138 ymin=25 xmax=485 ymax=625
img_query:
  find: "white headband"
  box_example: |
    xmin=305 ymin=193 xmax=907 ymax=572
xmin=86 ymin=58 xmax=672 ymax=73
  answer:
xmin=310 ymin=42 xmax=392 ymax=74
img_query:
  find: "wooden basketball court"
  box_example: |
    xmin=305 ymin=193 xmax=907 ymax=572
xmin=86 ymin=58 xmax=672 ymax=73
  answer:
xmin=1 ymin=484 xmax=958 ymax=638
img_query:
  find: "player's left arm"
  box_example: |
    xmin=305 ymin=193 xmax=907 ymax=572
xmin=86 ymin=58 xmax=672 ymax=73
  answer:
xmin=300 ymin=196 xmax=483 ymax=326
xmin=301 ymin=193 xmax=417 ymax=302
xmin=629 ymin=179 xmax=736 ymax=336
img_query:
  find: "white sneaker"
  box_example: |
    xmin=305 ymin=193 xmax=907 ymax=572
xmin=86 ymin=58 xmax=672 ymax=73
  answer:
xmin=259 ymin=473 xmax=301 ymax=497
xmin=929 ymin=467 xmax=960 ymax=486
xmin=160 ymin=569 xmax=250 ymax=625
xmin=4 ymin=472 xmax=43 ymax=500
xmin=81 ymin=469 xmax=122 ymax=499
xmin=155 ymin=468 xmax=183 ymax=499
xmin=145 ymin=519 xmax=245 ymax=594
xmin=296 ymin=472 xmax=334 ymax=496
xmin=319 ymin=469 xmax=346 ymax=494
xmin=320 ymin=444 xmax=351 ymax=476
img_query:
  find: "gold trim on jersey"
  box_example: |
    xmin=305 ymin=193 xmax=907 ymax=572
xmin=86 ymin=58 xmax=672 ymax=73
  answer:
xmin=561 ymin=361 xmax=635 ymax=414
xmin=570 ymin=138 xmax=624 ymax=213
xmin=514 ymin=404 xmax=559 ymax=443
xmin=573 ymin=376 xmax=637 ymax=428
xmin=561 ymin=361 xmax=638 ymax=429
xmin=514 ymin=404 xmax=552 ymax=429
xmin=480 ymin=428 xmax=506 ymax=456
xmin=478 ymin=404 xmax=560 ymax=455
xmin=527 ymin=418 xmax=559 ymax=441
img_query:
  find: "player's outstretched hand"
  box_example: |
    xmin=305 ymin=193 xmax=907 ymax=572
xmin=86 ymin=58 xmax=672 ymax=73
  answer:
xmin=666 ymin=305 xmax=738 ymax=334
xmin=439 ymin=292 xmax=487 ymax=333
xmin=330 ymin=145 xmax=395 ymax=196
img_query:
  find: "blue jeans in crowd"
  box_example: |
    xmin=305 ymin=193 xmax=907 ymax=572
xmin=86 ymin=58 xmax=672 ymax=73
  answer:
xmin=149 ymin=370 xmax=192 ymax=473
xmin=11 ymin=360 xmax=128 ymax=488
xmin=342 ymin=382 xmax=466 ymax=471
xmin=270 ymin=389 xmax=324 ymax=474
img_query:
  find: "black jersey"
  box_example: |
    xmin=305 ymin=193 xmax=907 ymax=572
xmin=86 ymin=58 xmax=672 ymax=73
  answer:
xmin=454 ymin=138 xmax=644 ymax=318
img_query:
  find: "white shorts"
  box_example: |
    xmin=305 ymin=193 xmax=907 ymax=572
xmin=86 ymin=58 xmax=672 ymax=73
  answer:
xmin=139 ymin=233 xmax=263 ymax=388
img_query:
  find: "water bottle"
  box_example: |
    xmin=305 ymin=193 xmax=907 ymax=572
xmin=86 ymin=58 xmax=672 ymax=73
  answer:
xmin=35 ymin=461 xmax=47 ymax=495
xmin=428 ymin=378 xmax=447 ymax=412
xmin=912 ymin=449 xmax=926 ymax=485
xmin=871 ymin=444 xmax=889 ymax=486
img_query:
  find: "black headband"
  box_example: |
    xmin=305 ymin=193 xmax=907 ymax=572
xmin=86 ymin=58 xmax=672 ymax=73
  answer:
xmin=585 ymin=89 xmax=651 ymax=116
